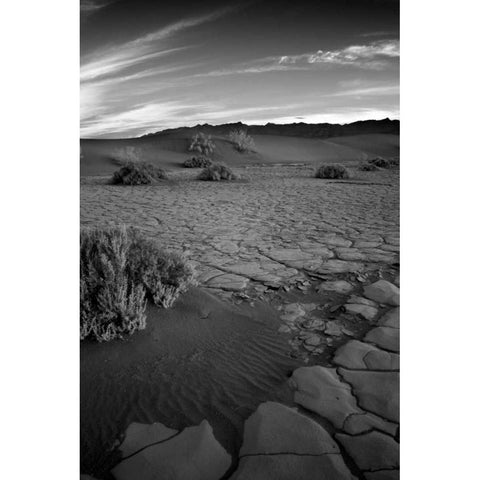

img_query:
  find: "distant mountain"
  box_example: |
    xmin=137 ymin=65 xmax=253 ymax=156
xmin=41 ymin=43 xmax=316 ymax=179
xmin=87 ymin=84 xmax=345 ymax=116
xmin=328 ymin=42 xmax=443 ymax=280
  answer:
xmin=142 ymin=118 xmax=399 ymax=139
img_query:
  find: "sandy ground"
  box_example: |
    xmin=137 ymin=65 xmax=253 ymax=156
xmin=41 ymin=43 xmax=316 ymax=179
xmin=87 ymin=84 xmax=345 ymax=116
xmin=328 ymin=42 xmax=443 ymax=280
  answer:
xmin=80 ymin=150 xmax=399 ymax=479
xmin=80 ymin=133 xmax=399 ymax=176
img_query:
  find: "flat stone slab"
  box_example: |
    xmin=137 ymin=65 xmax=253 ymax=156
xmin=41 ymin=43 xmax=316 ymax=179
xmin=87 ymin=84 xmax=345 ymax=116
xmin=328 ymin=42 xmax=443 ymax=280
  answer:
xmin=264 ymin=248 xmax=316 ymax=262
xmin=344 ymin=303 xmax=378 ymax=321
xmin=339 ymin=368 xmax=399 ymax=422
xmin=364 ymin=326 xmax=399 ymax=353
xmin=315 ymin=259 xmax=364 ymax=274
xmin=231 ymin=454 xmax=357 ymax=480
xmin=379 ymin=308 xmax=399 ymax=329
xmin=363 ymin=280 xmax=399 ymax=306
xmin=334 ymin=340 xmax=399 ymax=371
xmin=343 ymin=412 xmax=398 ymax=437
xmin=336 ymin=431 xmax=399 ymax=471
xmin=111 ymin=420 xmax=231 ymax=480
xmin=335 ymin=248 xmax=367 ymax=261
xmin=318 ymin=236 xmax=353 ymax=248
xmin=319 ymin=280 xmax=354 ymax=294
xmin=347 ymin=295 xmax=378 ymax=307
xmin=118 ymin=422 xmax=178 ymax=457
xmin=231 ymin=401 xmax=356 ymax=480
xmin=239 ymin=402 xmax=340 ymax=456
xmin=289 ymin=366 xmax=362 ymax=429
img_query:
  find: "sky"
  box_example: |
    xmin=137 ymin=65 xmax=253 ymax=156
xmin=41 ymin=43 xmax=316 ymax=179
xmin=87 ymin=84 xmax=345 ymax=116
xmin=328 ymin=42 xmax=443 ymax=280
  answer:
xmin=80 ymin=0 xmax=399 ymax=138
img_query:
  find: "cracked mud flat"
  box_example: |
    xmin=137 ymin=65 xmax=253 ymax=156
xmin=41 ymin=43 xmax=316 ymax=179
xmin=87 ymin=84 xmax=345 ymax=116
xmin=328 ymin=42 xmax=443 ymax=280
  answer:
xmin=81 ymin=166 xmax=399 ymax=291
xmin=80 ymin=165 xmax=399 ymax=479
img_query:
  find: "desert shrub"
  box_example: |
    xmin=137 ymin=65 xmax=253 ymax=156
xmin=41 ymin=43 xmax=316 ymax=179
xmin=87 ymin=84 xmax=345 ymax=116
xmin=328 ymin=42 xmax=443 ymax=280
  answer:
xmin=111 ymin=146 xmax=142 ymax=163
xmin=315 ymin=164 xmax=350 ymax=179
xmin=112 ymin=162 xmax=167 ymax=185
xmin=359 ymin=163 xmax=379 ymax=171
xmin=229 ymin=129 xmax=255 ymax=153
xmin=198 ymin=163 xmax=237 ymax=181
xmin=367 ymin=157 xmax=397 ymax=169
xmin=183 ymin=155 xmax=213 ymax=168
xmin=80 ymin=227 xmax=195 ymax=342
xmin=188 ymin=133 xmax=215 ymax=156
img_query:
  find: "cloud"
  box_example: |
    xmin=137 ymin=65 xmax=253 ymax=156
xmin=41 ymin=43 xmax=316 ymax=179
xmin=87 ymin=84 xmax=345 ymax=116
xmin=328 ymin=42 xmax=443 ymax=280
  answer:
xmin=81 ymin=4 xmax=242 ymax=82
xmin=81 ymin=101 xmax=304 ymax=138
xmin=81 ymin=47 xmax=191 ymax=83
xmin=80 ymin=0 xmax=116 ymax=20
xmin=81 ymin=5 xmax=248 ymax=136
xmin=81 ymin=102 xmax=197 ymax=137
xmin=194 ymin=40 xmax=400 ymax=79
xmin=278 ymin=40 xmax=399 ymax=70
xmin=331 ymin=84 xmax=399 ymax=97
xmin=193 ymin=63 xmax=309 ymax=78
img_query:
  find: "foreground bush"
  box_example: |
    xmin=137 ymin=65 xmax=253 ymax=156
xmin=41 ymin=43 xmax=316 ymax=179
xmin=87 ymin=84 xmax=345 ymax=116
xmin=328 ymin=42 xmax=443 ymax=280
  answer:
xmin=315 ymin=164 xmax=350 ymax=179
xmin=229 ymin=129 xmax=255 ymax=153
xmin=188 ymin=133 xmax=215 ymax=156
xmin=183 ymin=155 xmax=213 ymax=168
xmin=80 ymin=227 xmax=195 ymax=342
xmin=112 ymin=162 xmax=167 ymax=185
xmin=368 ymin=157 xmax=399 ymax=169
xmin=198 ymin=163 xmax=237 ymax=181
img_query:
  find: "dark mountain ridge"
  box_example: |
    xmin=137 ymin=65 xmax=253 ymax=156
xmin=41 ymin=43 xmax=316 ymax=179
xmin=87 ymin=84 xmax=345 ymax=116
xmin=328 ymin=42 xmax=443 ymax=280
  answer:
xmin=142 ymin=118 xmax=399 ymax=139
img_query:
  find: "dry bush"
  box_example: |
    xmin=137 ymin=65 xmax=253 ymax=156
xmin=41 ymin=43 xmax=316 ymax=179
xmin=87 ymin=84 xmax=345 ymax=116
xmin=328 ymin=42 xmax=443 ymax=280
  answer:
xmin=188 ymin=133 xmax=215 ymax=156
xmin=359 ymin=163 xmax=379 ymax=171
xmin=111 ymin=146 xmax=142 ymax=163
xmin=183 ymin=155 xmax=213 ymax=168
xmin=315 ymin=164 xmax=350 ymax=179
xmin=229 ymin=129 xmax=255 ymax=153
xmin=368 ymin=157 xmax=398 ymax=169
xmin=112 ymin=162 xmax=168 ymax=185
xmin=198 ymin=163 xmax=237 ymax=181
xmin=80 ymin=227 xmax=195 ymax=342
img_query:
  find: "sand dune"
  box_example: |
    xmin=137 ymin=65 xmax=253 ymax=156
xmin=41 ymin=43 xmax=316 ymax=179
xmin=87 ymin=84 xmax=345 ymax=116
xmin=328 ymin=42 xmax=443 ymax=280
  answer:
xmin=80 ymin=133 xmax=399 ymax=176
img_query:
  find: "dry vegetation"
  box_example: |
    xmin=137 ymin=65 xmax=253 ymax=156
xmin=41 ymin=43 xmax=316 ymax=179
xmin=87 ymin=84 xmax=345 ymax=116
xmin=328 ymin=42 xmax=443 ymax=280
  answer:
xmin=368 ymin=157 xmax=399 ymax=169
xmin=80 ymin=226 xmax=195 ymax=342
xmin=112 ymin=162 xmax=168 ymax=185
xmin=198 ymin=163 xmax=237 ymax=181
xmin=183 ymin=155 xmax=213 ymax=168
xmin=188 ymin=133 xmax=216 ymax=156
xmin=314 ymin=164 xmax=350 ymax=179
xmin=229 ymin=129 xmax=256 ymax=153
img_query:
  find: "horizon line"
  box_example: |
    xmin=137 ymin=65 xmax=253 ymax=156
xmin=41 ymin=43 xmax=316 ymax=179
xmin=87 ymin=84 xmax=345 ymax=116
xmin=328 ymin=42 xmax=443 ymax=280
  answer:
xmin=80 ymin=116 xmax=400 ymax=140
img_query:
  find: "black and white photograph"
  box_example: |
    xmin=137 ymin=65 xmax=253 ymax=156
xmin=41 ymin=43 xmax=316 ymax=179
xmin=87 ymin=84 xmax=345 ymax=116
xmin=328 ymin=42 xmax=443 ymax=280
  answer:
xmin=6 ymin=1 xmax=480 ymax=479
xmin=80 ymin=1 xmax=400 ymax=478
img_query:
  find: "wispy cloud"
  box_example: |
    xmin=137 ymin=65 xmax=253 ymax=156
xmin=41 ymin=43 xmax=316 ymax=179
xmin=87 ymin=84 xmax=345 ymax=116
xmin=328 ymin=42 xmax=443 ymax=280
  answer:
xmin=80 ymin=0 xmax=116 ymax=20
xmin=81 ymin=4 xmax=242 ymax=82
xmin=81 ymin=47 xmax=191 ymax=83
xmin=278 ymin=40 xmax=399 ymax=70
xmin=331 ymin=84 xmax=399 ymax=97
xmin=81 ymin=101 xmax=304 ymax=137
xmin=81 ymin=102 xmax=196 ymax=137
xmin=193 ymin=63 xmax=309 ymax=78
xmin=81 ymin=5 xmax=248 ymax=136
xmin=195 ymin=40 xmax=400 ymax=79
